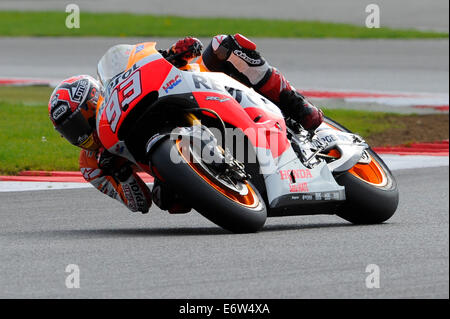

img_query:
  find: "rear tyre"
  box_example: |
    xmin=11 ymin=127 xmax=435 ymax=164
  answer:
xmin=324 ymin=117 xmax=399 ymax=224
xmin=149 ymin=138 xmax=267 ymax=233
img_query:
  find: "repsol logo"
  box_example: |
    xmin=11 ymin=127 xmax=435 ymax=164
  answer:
xmin=233 ymin=50 xmax=261 ymax=65
xmin=107 ymin=64 xmax=139 ymax=95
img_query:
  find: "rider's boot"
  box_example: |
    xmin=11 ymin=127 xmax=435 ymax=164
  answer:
xmin=202 ymin=34 xmax=323 ymax=131
xmin=152 ymin=178 xmax=192 ymax=214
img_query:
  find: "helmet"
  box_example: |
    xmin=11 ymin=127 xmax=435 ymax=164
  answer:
xmin=48 ymin=75 xmax=101 ymax=150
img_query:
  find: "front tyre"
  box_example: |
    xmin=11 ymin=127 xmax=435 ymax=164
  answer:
xmin=324 ymin=117 xmax=399 ymax=224
xmin=149 ymin=138 xmax=267 ymax=233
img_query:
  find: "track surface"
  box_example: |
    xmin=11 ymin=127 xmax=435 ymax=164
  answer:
xmin=0 ymin=0 xmax=448 ymax=31
xmin=0 ymin=37 xmax=448 ymax=93
xmin=1 ymin=166 xmax=448 ymax=298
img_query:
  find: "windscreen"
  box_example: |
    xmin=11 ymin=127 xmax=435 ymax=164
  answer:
xmin=97 ymin=44 xmax=134 ymax=88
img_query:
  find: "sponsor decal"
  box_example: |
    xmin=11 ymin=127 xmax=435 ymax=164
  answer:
xmin=291 ymin=192 xmax=342 ymax=200
xmin=314 ymin=192 xmax=341 ymax=201
xmin=51 ymin=93 xmax=60 ymax=108
xmin=279 ymin=169 xmax=313 ymax=181
xmin=289 ymin=182 xmax=309 ymax=193
xmin=106 ymin=63 xmax=139 ymax=97
xmin=52 ymin=104 xmax=68 ymax=120
xmin=78 ymin=134 xmax=95 ymax=149
xmin=192 ymin=74 xmax=222 ymax=91
xmin=233 ymin=50 xmax=261 ymax=65
xmin=108 ymin=189 xmax=118 ymax=198
xmin=279 ymin=169 xmax=312 ymax=193
xmin=135 ymin=44 xmax=145 ymax=54
xmin=226 ymin=86 xmax=264 ymax=106
xmin=225 ymin=87 xmax=243 ymax=103
xmin=122 ymin=183 xmax=138 ymax=211
xmin=320 ymin=134 xmax=337 ymax=144
xmin=70 ymin=79 xmax=89 ymax=102
xmin=205 ymin=96 xmax=230 ymax=103
xmin=114 ymin=143 xmax=125 ymax=154
xmin=128 ymin=180 xmax=146 ymax=210
xmin=163 ymin=75 xmax=182 ymax=93
xmin=324 ymin=192 xmax=341 ymax=200
xmin=80 ymin=168 xmax=101 ymax=180
xmin=77 ymin=134 xmax=89 ymax=145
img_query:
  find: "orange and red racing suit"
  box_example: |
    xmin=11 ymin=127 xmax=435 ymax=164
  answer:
xmin=79 ymin=149 xmax=152 ymax=213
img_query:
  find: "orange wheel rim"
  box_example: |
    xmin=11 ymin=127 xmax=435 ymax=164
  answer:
xmin=324 ymin=122 xmax=387 ymax=186
xmin=348 ymin=157 xmax=387 ymax=186
xmin=176 ymin=140 xmax=259 ymax=208
xmin=327 ymin=148 xmax=387 ymax=186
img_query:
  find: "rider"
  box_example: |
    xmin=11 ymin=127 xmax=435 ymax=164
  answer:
xmin=48 ymin=34 xmax=323 ymax=215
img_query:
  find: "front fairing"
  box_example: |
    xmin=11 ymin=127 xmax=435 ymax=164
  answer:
xmin=96 ymin=42 xmax=170 ymax=163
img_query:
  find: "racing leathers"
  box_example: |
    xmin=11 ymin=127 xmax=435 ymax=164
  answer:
xmin=79 ymin=148 xmax=152 ymax=214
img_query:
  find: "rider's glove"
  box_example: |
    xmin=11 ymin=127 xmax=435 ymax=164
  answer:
xmin=279 ymin=90 xmax=324 ymax=132
xmin=166 ymin=37 xmax=203 ymax=67
xmin=97 ymin=148 xmax=115 ymax=175
xmin=97 ymin=148 xmax=133 ymax=182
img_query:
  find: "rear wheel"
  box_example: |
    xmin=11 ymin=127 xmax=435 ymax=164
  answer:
xmin=149 ymin=138 xmax=267 ymax=233
xmin=324 ymin=117 xmax=399 ymax=224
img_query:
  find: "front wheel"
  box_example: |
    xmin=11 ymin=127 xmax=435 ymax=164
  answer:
xmin=149 ymin=138 xmax=267 ymax=233
xmin=324 ymin=117 xmax=399 ymax=224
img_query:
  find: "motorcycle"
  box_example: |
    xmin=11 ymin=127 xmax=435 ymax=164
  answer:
xmin=95 ymin=42 xmax=399 ymax=233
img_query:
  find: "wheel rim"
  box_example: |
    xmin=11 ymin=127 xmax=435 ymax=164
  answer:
xmin=176 ymin=140 xmax=260 ymax=208
xmin=324 ymin=122 xmax=387 ymax=186
xmin=348 ymin=157 xmax=387 ymax=186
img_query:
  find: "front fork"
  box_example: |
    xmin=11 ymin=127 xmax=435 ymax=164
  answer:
xmin=146 ymin=113 xmax=249 ymax=182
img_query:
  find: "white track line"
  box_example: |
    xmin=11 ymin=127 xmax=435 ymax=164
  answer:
xmin=0 ymin=155 xmax=447 ymax=192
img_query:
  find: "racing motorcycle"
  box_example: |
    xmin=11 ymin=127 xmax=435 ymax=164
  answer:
xmin=96 ymin=42 xmax=399 ymax=233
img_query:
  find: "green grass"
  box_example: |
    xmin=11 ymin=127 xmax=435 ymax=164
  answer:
xmin=0 ymin=101 xmax=79 ymax=175
xmin=322 ymin=108 xmax=403 ymax=137
xmin=0 ymin=11 xmax=447 ymax=38
xmin=0 ymin=85 xmax=407 ymax=175
xmin=0 ymin=86 xmax=54 ymax=105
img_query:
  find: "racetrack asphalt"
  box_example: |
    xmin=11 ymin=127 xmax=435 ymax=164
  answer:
xmin=0 ymin=37 xmax=448 ymax=94
xmin=0 ymin=166 xmax=448 ymax=298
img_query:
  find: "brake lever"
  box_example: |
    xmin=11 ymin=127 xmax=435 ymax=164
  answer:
xmin=165 ymin=44 xmax=200 ymax=62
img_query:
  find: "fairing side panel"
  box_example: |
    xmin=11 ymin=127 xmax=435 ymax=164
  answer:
xmin=263 ymin=146 xmax=345 ymax=208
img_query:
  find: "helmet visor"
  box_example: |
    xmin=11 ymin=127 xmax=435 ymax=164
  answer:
xmin=55 ymin=109 xmax=94 ymax=147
